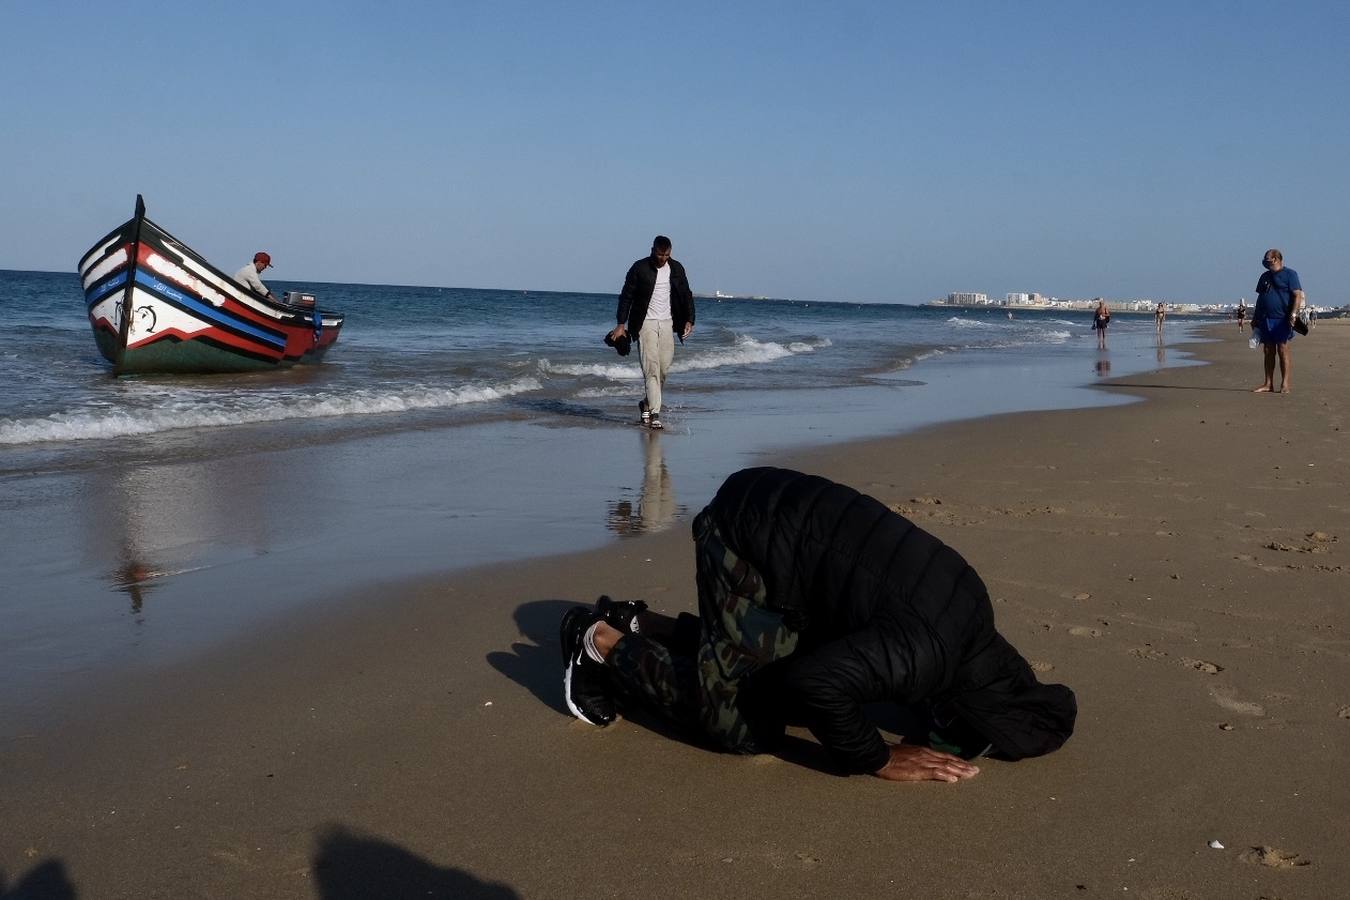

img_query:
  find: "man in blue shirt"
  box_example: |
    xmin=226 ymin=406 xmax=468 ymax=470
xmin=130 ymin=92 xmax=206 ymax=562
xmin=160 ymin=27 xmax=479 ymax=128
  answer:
xmin=1252 ymin=248 xmax=1304 ymax=394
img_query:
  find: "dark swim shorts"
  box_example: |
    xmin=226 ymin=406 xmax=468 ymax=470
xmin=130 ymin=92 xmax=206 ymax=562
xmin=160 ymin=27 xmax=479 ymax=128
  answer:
xmin=1256 ymin=316 xmax=1295 ymax=345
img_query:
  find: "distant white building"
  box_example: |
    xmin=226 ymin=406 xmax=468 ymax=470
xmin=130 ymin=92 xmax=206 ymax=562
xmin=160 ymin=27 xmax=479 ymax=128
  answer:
xmin=948 ymin=292 xmax=989 ymax=305
xmin=1005 ymin=292 xmax=1044 ymax=306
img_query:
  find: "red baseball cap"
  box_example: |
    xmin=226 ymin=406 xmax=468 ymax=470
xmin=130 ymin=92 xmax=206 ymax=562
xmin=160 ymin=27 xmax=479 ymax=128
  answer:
xmin=254 ymin=252 xmax=272 ymax=266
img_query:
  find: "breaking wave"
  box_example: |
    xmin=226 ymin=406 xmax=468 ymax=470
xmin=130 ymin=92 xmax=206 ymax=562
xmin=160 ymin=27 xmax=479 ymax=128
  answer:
xmin=537 ymin=359 xmax=642 ymax=380
xmin=538 ymin=334 xmax=829 ymax=382
xmin=0 ymin=377 xmax=543 ymax=445
xmin=673 ymin=335 xmax=829 ymax=373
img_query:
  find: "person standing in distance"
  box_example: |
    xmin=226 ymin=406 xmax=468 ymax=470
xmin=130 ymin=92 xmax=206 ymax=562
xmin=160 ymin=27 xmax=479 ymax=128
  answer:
xmin=608 ymin=236 xmax=695 ymax=429
xmin=1092 ymin=300 xmax=1111 ymax=349
xmin=1251 ymin=248 xmax=1304 ymax=394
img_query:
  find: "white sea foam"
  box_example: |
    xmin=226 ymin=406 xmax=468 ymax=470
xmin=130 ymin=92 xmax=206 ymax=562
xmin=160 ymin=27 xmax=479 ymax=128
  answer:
xmin=672 ymin=335 xmax=829 ymax=373
xmin=537 ymin=359 xmax=643 ymax=380
xmin=573 ymin=385 xmax=634 ymax=399
xmin=0 ymin=377 xmax=542 ymax=445
xmin=887 ymin=347 xmax=948 ymax=372
xmin=986 ymin=328 xmax=1073 ymax=351
xmin=538 ymin=335 xmax=828 ymax=382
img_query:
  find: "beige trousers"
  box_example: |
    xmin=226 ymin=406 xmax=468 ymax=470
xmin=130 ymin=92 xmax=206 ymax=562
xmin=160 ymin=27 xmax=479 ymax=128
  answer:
xmin=638 ymin=318 xmax=675 ymax=414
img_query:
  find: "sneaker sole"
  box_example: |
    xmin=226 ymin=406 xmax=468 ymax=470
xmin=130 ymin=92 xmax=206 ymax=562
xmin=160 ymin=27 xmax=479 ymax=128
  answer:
xmin=563 ymin=658 xmax=610 ymax=726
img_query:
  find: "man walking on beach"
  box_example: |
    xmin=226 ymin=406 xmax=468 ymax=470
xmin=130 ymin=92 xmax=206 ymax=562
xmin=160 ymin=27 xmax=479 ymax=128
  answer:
xmin=1251 ymin=248 xmax=1304 ymax=394
xmin=561 ymin=467 xmax=1077 ymax=782
xmin=607 ymin=236 xmax=695 ymax=430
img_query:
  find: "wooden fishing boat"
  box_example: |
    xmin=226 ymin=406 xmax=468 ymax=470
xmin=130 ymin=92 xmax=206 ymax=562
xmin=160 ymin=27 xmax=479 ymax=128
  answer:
xmin=78 ymin=196 xmax=344 ymax=374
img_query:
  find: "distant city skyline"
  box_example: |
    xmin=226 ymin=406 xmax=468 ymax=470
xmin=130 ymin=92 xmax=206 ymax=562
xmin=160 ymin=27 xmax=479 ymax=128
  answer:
xmin=2 ymin=2 xmax=1346 ymax=305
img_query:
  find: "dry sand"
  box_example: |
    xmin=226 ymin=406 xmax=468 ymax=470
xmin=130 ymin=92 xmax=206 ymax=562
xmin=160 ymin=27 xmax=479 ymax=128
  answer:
xmin=3 ymin=323 xmax=1347 ymax=899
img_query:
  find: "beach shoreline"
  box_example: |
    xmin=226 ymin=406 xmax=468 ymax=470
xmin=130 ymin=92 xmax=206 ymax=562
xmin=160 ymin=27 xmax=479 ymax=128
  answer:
xmin=0 ymin=301 xmax=1208 ymax=726
xmin=3 ymin=322 xmax=1348 ymax=899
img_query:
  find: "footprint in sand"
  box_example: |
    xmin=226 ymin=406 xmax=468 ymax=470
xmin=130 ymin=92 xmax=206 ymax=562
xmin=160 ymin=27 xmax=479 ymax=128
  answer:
xmin=1060 ymin=591 xmax=1093 ymax=601
xmin=1129 ymin=646 xmax=1168 ymax=660
xmin=1181 ymin=657 xmax=1224 ymax=674
xmin=1029 ymin=660 xmax=1055 ymax=673
xmin=1210 ymin=689 xmax=1265 ymax=717
xmin=1338 ymin=706 xmax=1350 ymax=720
xmin=1239 ymin=846 xmax=1311 ymax=868
xmin=1068 ymin=626 xmax=1101 ymax=638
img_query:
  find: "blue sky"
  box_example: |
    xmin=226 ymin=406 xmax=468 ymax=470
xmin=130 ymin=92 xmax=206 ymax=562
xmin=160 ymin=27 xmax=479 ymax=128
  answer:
xmin=4 ymin=1 xmax=1346 ymax=303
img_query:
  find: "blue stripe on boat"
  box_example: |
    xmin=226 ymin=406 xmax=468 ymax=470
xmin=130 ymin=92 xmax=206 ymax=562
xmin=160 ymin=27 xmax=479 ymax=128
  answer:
xmin=132 ymin=269 xmax=287 ymax=349
xmin=85 ymin=271 xmax=129 ymax=308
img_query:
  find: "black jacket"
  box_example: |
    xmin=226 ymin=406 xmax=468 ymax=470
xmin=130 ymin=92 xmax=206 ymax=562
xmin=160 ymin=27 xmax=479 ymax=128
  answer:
xmin=705 ymin=467 xmax=1077 ymax=773
xmin=615 ymin=256 xmax=695 ymax=338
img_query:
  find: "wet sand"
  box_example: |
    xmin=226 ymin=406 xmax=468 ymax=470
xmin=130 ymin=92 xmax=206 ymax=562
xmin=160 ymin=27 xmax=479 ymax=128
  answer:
xmin=3 ymin=322 xmax=1348 ymax=899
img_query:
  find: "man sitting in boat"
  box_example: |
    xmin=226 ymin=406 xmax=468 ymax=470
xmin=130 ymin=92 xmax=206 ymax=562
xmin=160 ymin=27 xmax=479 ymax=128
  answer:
xmin=234 ymin=252 xmax=277 ymax=301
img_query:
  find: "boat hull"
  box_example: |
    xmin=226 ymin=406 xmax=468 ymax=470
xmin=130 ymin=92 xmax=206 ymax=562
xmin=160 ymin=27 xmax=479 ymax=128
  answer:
xmin=77 ymin=202 xmax=344 ymax=375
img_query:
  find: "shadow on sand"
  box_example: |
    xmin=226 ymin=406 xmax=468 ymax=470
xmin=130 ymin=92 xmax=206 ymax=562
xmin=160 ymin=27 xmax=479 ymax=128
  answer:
xmin=1 ymin=860 xmax=77 ymax=900
xmin=485 ymin=598 xmax=577 ymax=717
xmin=313 ymin=825 xmax=518 ymax=900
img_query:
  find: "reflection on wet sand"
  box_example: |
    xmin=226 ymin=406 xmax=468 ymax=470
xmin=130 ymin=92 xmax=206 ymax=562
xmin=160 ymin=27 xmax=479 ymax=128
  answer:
xmin=606 ymin=431 xmax=684 ymax=536
xmin=89 ymin=451 xmax=300 ymax=614
xmin=112 ymin=560 xmax=159 ymax=614
xmin=1095 ymin=356 xmax=1112 ymax=377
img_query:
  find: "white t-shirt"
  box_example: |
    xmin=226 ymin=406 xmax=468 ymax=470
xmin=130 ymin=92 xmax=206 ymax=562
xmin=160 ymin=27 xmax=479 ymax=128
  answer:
xmin=647 ymin=264 xmax=672 ymax=320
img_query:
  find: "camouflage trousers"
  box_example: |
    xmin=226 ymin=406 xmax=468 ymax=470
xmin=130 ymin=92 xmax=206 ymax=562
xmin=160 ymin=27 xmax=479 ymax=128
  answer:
xmin=607 ymin=511 xmax=799 ymax=752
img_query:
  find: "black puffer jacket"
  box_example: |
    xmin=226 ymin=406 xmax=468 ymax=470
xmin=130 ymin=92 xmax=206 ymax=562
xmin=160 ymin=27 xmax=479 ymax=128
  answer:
xmin=706 ymin=467 xmax=1077 ymax=773
xmin=615 ymin=256 xmax=695 ymax=338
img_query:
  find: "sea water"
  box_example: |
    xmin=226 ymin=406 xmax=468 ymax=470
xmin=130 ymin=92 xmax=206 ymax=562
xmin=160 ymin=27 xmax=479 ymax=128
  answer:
xmin=2 ymin=270 xmax=1194 ymax=466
